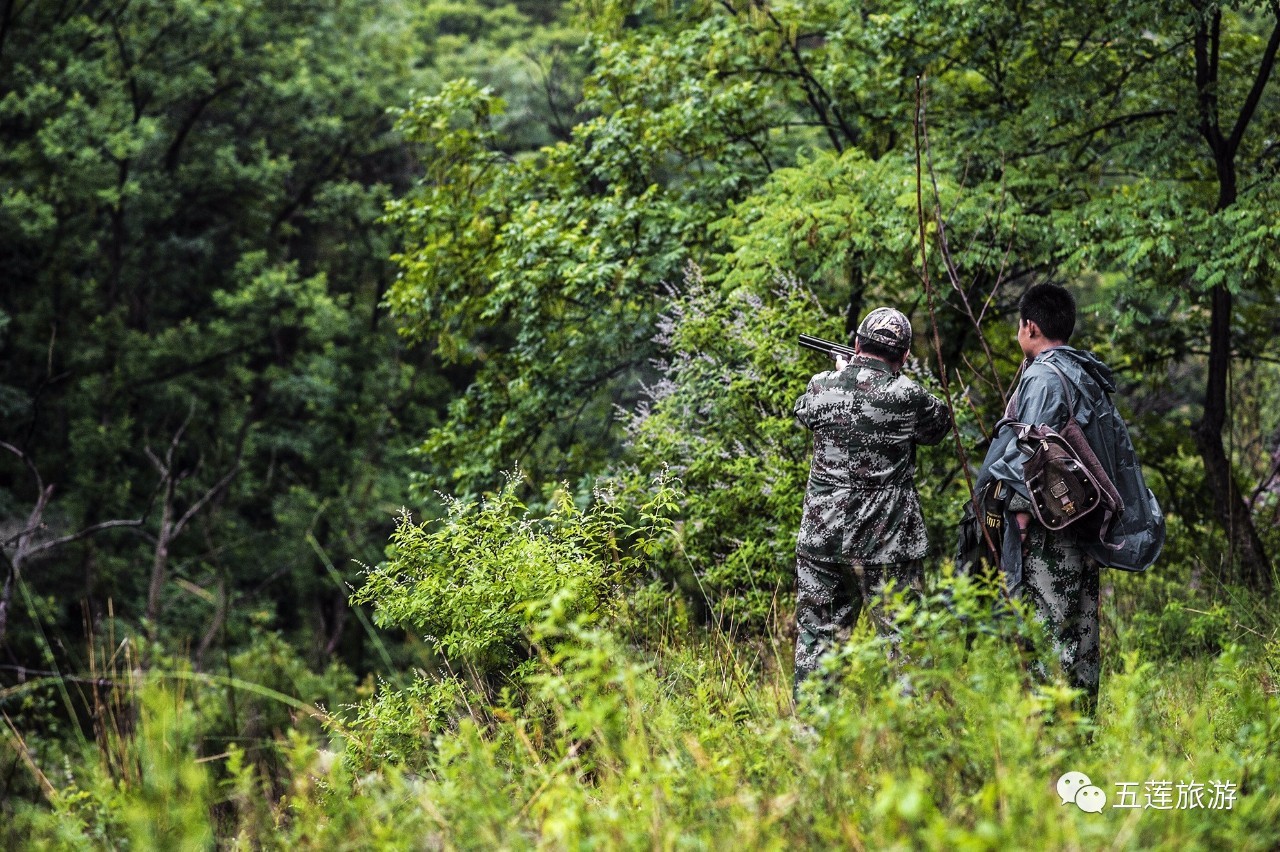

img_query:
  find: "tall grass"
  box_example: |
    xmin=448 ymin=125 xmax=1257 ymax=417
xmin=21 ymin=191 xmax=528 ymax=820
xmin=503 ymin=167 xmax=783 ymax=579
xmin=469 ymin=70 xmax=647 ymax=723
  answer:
xmin=3 ymin=470 xmax=1277 ymax=849
xmin=4 ymin=567 xmax=1276 ymax=850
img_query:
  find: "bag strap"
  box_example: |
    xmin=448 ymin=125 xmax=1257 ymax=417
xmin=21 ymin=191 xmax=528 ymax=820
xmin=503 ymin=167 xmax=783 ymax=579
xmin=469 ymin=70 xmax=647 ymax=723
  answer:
xmin=997 ymin=355 xmax=1077 ymax=430
xmin=1041 ymin=360 xmax=1077 ymax=419
xmin=1003 ymin=356 xmax=1078 ymax=418
xmin=994 ymin=362 xmax=1025 ymax=429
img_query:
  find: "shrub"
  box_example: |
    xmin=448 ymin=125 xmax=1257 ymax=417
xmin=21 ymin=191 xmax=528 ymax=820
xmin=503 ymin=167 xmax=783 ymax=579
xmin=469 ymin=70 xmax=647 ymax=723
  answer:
xmin=9 ymin=571 xmax=1279 ymax=849
xmin=352 ymin=470 xmax=678 ymax=678
xmin=618 ymin=269 xmax=822 ymax=631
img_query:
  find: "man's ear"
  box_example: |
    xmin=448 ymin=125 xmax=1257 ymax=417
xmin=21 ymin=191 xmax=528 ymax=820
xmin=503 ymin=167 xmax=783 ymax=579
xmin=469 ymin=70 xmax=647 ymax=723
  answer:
xmin=1023 ymin=319 xmax=1042 ymax=340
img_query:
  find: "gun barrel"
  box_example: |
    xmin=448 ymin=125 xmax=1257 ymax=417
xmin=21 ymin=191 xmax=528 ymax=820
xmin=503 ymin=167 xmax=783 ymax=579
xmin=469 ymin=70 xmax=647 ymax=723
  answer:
xmin=798 ymin=333 xmax=856 ymax=359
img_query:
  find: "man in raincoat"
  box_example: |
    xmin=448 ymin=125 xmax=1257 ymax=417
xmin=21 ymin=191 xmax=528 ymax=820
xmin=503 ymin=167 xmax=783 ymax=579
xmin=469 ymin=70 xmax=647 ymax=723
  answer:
xmin=975 ymin=283 xmax=1164 ymax=705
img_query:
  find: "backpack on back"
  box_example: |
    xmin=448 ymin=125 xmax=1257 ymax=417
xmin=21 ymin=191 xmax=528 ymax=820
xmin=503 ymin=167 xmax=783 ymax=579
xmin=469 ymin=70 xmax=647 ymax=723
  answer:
xmin=1010 ymin=362 xmax=1164 ymax=573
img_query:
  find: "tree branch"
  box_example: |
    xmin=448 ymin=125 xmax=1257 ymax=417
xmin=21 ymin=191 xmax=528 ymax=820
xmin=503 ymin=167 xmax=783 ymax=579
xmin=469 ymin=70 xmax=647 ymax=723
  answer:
xmin=760 ymin=7 xmax=857 ymax=152
xmin=164 ymin=79 xmax=239 ymax=172
xmin=0 ymin=444 xmax=141 ymax=646
xmin=21 ymin=519 xmax=145 ymax=561
xmin=1226 ymin=1 xmax=1280 ymax=157
xmin=1194 ymin=6 xmax=1227 ymax=158
xmin=170 ymin=461 xmax=240 ymax=541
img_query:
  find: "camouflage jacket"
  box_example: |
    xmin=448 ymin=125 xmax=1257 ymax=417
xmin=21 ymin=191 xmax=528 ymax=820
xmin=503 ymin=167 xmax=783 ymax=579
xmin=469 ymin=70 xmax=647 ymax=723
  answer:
xmin=794 ymin=355 xmax=951 ymax=563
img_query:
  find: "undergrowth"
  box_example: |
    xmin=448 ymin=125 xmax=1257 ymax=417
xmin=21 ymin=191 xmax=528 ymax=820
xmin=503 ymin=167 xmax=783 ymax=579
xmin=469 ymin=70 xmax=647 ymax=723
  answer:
xmin=3 ymin=477 xmax=1278 ymax=850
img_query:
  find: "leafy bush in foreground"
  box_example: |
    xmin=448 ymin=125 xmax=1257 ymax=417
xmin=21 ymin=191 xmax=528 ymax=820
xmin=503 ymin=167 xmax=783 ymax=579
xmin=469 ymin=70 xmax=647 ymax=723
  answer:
xmin=5 ymin=465 xmax=1276 ymax=849
xmin=10 ymin=568 xmax=1276 ymax=850
xmin=352 ymin=471 xmax=679 ymax=678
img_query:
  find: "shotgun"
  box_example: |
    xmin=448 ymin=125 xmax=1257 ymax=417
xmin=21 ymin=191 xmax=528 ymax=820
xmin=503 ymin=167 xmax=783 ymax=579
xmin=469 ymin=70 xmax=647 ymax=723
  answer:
xmin=797 ymin=333 xmax=856 ymax=362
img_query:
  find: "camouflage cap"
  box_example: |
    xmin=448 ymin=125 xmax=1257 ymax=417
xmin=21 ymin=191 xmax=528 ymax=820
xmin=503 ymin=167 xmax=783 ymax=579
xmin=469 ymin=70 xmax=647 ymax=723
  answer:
xmin=856 ymin=306 xmax=912 ymax=354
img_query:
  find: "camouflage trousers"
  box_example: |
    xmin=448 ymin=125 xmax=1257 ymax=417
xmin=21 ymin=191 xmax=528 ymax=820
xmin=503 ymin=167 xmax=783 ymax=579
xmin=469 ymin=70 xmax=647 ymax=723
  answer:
xmin=793 ymin=553 xmax=923 ymax=697
xmin=1018 ymin=524 xmax=1101 ymax=700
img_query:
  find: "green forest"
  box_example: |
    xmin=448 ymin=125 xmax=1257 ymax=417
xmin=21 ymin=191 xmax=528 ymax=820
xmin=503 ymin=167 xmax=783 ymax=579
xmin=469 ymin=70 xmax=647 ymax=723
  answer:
xmin=2 ymin=0 xmax=1278 ymax=847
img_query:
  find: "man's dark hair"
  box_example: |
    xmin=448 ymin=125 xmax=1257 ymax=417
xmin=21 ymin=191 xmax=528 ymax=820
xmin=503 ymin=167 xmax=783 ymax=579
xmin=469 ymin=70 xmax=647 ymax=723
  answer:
xmin=855 ymin=335 xmax=906 ymax=362
xmin=1019 ymin=283 xmax=1076 ymax=343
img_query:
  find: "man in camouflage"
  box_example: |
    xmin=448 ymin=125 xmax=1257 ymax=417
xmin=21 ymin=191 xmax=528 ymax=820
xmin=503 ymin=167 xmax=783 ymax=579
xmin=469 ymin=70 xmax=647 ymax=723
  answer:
xmin=974 ymin=283 xmax=1136 ymax=707
xmin=792 ymin=307 xmax=951 ymax=698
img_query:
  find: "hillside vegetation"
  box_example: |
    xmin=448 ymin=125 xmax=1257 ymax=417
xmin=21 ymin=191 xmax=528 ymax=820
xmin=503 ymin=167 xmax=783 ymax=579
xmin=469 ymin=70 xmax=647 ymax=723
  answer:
xmin=3 ymin=1 xmax=1279 ymax=848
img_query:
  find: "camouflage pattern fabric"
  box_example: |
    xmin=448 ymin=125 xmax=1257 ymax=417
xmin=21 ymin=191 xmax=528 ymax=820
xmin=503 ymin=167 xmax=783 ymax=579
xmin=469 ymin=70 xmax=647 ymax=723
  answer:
xmin=791 ymin=352 xmax=948 ymax=697
xmin=793 ymin=554 xmax=923 ymax=695
xmin=856 ymin=306 xmax=913 ymax=352
xmin=1020 ymin=522 xmax=1101 ymax=698
xmin=793 ymin=355 xmax=950 ymax=563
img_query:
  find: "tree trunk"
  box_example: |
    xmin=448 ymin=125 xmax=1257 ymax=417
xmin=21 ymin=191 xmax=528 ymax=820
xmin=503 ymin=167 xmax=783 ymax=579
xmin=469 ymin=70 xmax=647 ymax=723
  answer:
xmin=146 ymin=480 xmax=175 ymax=634
xmin=1189 ymin=6 xmax=1277 ymax=592
xmin=1193 ymin=284 xmax=1273 ymax=591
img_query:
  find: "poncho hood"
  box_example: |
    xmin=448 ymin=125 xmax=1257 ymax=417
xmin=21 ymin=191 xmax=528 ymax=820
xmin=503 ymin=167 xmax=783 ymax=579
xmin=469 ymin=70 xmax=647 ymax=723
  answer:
xmin=1041 ymin=346 xmax=1117 ymax=395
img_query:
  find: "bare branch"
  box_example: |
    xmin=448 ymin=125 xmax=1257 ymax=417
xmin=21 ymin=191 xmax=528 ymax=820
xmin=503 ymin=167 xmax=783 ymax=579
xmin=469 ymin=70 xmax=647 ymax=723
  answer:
xmin=22 ymin=519 xmax=145 ymax=560
xmin=1 ymin=441 xmax=43 ymax=494
xmin=917 ymin=76 xmax=1007 ymax=399
xmin=170 ymin=462 xmax=240 ymax=540
xmin=144 ymin=444 xmax=166 ymax=477
xmin=0 ymin=445 xmax=139 ymax=646
xmin=914 ymin=74 xmax=1002 ymax=569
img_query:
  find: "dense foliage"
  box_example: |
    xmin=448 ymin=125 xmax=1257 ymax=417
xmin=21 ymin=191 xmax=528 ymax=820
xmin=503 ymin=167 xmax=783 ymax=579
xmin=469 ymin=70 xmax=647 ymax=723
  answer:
xmin=0 ymin=0 xmax=448 ymax=671
xmin=6 ymin=565 xmax=1278 ymax=848
xmin=3 ymin=0 xmax=1279 ymax=846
